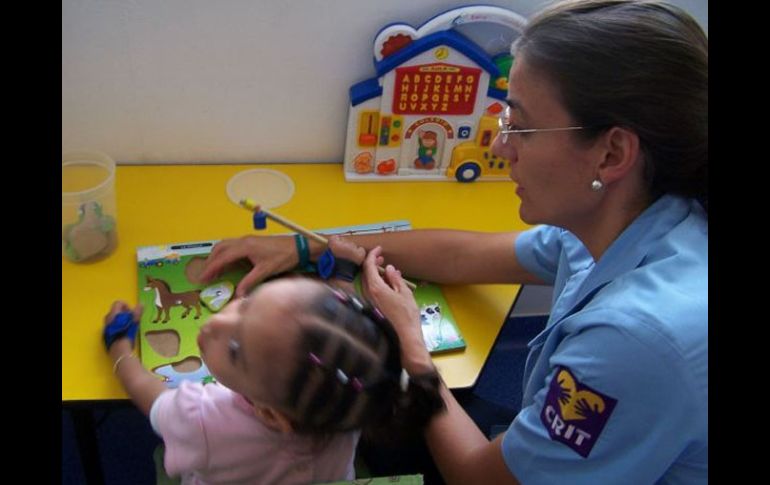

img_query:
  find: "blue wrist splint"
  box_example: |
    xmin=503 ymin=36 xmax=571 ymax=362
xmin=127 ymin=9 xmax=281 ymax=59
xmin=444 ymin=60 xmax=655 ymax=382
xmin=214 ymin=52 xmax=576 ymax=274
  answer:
xmin=317 ymin=248 xmax=359 ymax=282
xmin=103 ymin=311 xmax=139 ymax=350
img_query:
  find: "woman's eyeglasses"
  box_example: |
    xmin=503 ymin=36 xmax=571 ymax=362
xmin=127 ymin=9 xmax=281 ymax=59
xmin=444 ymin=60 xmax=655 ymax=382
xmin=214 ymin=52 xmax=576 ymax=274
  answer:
xmin=497 ymin=105 xmax=586 ymax=143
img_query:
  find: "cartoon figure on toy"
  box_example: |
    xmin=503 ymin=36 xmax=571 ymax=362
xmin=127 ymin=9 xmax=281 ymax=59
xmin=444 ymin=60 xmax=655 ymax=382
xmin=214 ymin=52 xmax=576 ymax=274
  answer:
xmin=352 ymin=152 xmax=374 ymax=174
xmin=420 ymin=302 xmax=460 ymax=351
xmin=414 ymin=130 xmax=438 ymax=169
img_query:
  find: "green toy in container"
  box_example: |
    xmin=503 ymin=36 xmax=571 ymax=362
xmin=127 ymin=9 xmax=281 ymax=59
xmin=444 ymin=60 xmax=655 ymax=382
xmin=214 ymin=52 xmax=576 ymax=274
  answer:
xmin=62 ymin=150 xmax=119 ymax=263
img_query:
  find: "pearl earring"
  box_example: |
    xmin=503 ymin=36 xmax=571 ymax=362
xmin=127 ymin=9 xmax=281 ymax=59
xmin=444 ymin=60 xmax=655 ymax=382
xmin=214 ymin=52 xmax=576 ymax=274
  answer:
xmin=590 ymin=179 xmax=604 ymax=192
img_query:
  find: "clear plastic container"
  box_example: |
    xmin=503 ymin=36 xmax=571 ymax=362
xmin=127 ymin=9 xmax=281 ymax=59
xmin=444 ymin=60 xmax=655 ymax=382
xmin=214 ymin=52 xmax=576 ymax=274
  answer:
xmin=62 ymin=150 xmax=119 ymax=262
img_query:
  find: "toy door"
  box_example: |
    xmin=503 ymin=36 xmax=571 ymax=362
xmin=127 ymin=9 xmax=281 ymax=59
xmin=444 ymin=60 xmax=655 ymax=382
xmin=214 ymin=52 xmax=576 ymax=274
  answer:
xmin=402 ymin=122 xmax=447 ymax=172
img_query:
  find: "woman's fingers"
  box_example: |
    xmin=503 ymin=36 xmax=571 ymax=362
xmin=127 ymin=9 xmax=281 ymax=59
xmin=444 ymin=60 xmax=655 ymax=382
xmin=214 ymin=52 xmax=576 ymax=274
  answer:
xmin=235 ymin=267 xmax=263 ymax=297
xmin=199 ymin=243 xmax=241 ymax=282
xmin=384 ymin=264 xmax=412 ymax=295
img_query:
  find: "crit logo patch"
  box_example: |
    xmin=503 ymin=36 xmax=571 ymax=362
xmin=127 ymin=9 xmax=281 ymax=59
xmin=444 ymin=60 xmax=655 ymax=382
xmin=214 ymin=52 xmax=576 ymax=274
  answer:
xmin=541 ymin=366 xmax=617 ymax=458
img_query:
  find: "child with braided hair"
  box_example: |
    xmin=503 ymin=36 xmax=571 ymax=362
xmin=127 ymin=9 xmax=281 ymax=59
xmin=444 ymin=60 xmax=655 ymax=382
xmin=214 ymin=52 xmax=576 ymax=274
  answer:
xmin=102 ymin=238 xmax=444 ymax=485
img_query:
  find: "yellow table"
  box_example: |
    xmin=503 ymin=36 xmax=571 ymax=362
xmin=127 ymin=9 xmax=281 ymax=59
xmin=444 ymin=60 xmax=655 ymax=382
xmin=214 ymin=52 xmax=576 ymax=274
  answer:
xmin=62 ymin=163 xmax=529 ymax=401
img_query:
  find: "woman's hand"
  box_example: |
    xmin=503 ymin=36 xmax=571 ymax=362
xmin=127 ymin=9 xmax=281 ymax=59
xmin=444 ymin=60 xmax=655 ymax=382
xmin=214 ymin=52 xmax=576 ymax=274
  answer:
xmin=198 ymin=235 xmax=298 ymax=297
xmin=361 ymin=246 xmax=433 ymax=374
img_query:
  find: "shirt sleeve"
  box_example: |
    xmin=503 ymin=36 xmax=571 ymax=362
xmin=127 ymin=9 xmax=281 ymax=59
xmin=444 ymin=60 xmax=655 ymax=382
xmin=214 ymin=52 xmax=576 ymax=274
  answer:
xmin=149 ymin=381 xmax=210 ymax=476
xmin=515 ymin=225 xmax=563 ymax=284
xmin=501 ymin=310 xmax=699 ymax=485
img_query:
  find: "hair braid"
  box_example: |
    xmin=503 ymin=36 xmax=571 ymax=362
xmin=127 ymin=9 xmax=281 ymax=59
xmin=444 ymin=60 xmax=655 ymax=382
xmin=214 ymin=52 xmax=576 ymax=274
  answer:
xmin=282 ymin=286 xmax=444 ymax=442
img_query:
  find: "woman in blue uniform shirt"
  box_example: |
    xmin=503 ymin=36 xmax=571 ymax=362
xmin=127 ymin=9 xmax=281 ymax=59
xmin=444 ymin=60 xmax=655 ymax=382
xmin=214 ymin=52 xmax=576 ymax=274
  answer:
xmin=200 ymin=1 xmax=707 ymax=483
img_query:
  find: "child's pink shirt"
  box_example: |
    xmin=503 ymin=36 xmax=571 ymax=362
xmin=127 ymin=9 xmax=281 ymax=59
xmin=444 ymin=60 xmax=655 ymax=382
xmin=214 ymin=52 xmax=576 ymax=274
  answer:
xmin=150 ymin=381 xmax=358 ymax=484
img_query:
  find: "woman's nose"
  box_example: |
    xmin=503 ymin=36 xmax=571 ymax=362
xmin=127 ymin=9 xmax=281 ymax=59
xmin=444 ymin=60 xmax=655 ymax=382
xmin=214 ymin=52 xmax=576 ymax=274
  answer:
xmin=491 ymin=133 xmax=518 ymax=166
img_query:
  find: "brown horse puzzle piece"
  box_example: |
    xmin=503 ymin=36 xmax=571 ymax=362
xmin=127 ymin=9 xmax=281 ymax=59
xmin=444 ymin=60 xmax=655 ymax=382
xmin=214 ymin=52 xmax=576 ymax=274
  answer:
xmin=144 ymin=276 xmax=202 ymax=323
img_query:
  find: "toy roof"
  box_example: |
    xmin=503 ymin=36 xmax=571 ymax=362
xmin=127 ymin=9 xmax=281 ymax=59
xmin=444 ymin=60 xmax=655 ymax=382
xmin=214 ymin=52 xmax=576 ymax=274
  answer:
xmin=350 ymin=29 xmax=504 ymax=107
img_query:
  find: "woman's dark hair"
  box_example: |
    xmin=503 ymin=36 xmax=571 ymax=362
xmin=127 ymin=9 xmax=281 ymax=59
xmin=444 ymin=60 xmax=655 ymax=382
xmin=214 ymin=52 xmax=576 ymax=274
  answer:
xmin=514 ymin=0 xmax=707 ymax=210
xmin=277 ymin=285 xmax=444 ymax=443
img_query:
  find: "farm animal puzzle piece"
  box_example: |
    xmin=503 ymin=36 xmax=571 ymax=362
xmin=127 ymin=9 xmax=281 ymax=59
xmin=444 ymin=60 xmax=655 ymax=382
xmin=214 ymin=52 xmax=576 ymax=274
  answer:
xmin=144 ymin=276 xmax=202 ymax=323
xmin=200 ymin=281 xmax=235 ymax=312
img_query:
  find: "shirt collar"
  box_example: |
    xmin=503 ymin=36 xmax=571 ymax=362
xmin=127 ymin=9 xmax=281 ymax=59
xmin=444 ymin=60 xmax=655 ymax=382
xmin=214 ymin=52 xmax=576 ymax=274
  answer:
xmin=570 ymin=194 xmax=692 ymax=312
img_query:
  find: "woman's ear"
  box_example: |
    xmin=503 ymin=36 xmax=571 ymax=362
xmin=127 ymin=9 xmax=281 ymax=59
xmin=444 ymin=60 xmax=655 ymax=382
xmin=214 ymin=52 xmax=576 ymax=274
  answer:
xmin=254 ymin=406 xmax=294 ymax=433
xmin=596 ymin=126 xmax=641 ymax=186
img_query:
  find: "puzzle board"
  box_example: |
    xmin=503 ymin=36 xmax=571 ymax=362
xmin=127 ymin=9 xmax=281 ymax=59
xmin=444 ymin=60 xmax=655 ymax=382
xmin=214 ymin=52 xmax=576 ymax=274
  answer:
xmin=137 ymin=221 xmax=464 ymax=388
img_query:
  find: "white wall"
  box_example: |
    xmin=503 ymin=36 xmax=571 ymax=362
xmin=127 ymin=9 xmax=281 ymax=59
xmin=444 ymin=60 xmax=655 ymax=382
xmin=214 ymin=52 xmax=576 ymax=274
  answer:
xmin=62 ymin=0 xmax=708 ymax=165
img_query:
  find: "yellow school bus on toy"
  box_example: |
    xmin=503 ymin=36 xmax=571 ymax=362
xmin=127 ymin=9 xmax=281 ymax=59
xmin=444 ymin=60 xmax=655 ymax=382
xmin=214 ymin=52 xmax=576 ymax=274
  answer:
xmin=447 ymin=114 xmax=510 ymax=183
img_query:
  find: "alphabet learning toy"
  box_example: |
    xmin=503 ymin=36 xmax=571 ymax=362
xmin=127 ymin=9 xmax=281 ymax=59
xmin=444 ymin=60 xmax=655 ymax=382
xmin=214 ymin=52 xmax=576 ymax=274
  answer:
xmin=343 ymin=5 xmax=526 ymax=182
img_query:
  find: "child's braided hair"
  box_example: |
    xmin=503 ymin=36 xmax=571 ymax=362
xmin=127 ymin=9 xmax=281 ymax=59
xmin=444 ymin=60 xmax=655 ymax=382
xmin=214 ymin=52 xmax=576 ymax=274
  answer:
xmin=278 ymin=284 xmax=444 ymax=443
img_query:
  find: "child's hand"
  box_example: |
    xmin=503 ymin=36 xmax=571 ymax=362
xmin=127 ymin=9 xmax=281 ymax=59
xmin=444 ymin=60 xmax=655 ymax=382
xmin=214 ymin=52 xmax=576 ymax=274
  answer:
xmin=103 ymin=301 xmax=167 ymax=416
xmin=327 ymin=235 xmax=366 ymax=265
xmin=320 ymin=236 xmax=366 ymax=291
xmin=103 ymin=301 xmax=143 ymax=353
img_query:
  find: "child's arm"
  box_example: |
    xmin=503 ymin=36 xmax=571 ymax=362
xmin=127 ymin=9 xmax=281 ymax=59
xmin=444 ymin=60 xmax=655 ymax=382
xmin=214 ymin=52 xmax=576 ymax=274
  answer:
xmin=104 ymin=301 xmax=167 ymax=416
